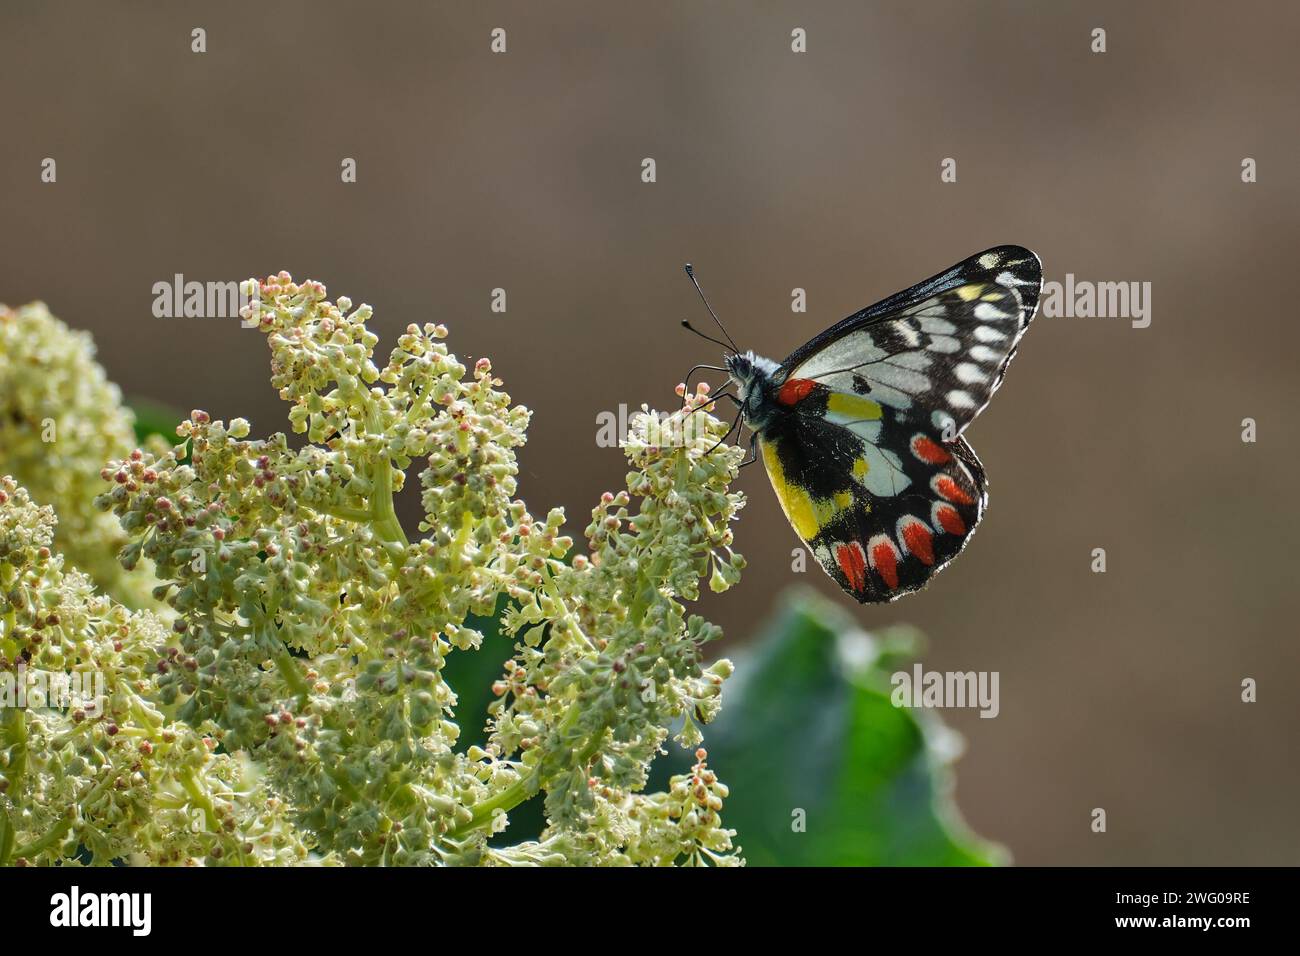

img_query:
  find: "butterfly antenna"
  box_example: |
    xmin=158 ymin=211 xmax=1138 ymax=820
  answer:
xmin=684 ymin=263 xmax=739 ymax=353
xmin=680 ymin=320 xmax=732 ymax=351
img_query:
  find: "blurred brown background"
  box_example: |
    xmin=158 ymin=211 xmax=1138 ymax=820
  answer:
xmin=2 ymin=1 xmax=1297 ymax=865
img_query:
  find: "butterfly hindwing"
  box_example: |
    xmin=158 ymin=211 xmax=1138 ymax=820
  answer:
xmin=758 ymin=382 xmax=987 ymax=602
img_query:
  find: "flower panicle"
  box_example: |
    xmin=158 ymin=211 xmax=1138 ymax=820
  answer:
xmin=0 ymin=275 xmax=747 ymax=866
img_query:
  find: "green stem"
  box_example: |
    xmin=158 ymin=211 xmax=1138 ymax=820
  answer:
xmin=12 ymin=811 xmax=73 ymax=862
xmin=275 ymin=649 xmax=310 ymax=711
xmin=0 ymin=808 xmax=12 ymax=866
xmin=367 ymin=411 xmax=409 ymax=550
xmin=0 ymin=710 xmax=29 ymax=865
xmin=446 ymin=774 xmax=539 ymax=839
xmin=5 ymin=708 xmax=27 ymax=790
xmin=315 ymin=503 xmax=373 ymax=524
xmin=540 ymin=563 xmax=593 ymax=651
xmin=179 ymin=768 xmax=220 ymax=832
xmin=446 ymin=705 xmax=608 ymax=840
xmin=1 ymin=562 xmax=16 ymax=654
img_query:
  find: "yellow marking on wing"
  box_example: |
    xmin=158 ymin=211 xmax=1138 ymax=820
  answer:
xmin=955 ymin=284 xmax=986 ymax=301
xmin=834 ymin=490 xmax=854 ymax=510
xmin=826 ymin=392 xmax=882 ymax=421
xmin=981 ymin=292 xmax=1003 ymax=301
xmin=853 ymin=457 xmax=869 ymax=479
xmin=760 ymin=439 xmax=821 ymax=540
xmin=814 ymin=497 xmax=842 ymax=525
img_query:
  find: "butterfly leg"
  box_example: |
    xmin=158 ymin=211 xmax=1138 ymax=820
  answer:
xmin=681 ymin=390 xmax=738 ymax=419
xmin=700 ymin=405 xmax=744 ymax=457
xmin=739 ymin=433 xmax=759 ymax=468
xmin=679 ymin=364 xmax=730 ymax=407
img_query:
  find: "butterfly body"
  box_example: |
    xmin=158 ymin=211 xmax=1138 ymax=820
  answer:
xmin=717 ymin=246 xmax=1042 ymax=604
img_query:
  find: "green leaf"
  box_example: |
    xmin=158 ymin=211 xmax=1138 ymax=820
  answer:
xmin=127 ymin=397 xmax=183 ymax=445
xmin=702 ymin=588 xmax=1006 ymax=866
xmin=442 ymin=603 xmax=513 ymax=753
xmin=440 ymin=601 xmax=548 ymax=844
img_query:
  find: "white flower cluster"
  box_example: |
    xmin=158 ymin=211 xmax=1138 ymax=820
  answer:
xmin=0 ymin=276 xmax=746 ymax=866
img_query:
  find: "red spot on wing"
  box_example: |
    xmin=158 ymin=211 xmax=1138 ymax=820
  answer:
xmin=835 ymin=543 xmax=867 ymax=592
xmin=934 ymin=503 xmax=966 ymax=535
xmin=911 ymin=435 xmax=952 ymax=465
xmin=777 ymin=377 xmax=817 ymax=406
xmin=870 ymin=540 xmax=900 ymax=590
xmin=934 ymin=475 xmax=974 ymax=506
xmin=900 ymin=520 xmax=935 ymax=566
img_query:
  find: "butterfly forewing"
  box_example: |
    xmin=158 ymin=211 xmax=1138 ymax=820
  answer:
xmin=781 ymin=246 xmax=1041 ymax=439
xmin=762 ymin=246 xmax=1039 ymax=603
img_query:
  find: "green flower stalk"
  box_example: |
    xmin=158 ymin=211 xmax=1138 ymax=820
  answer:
xmin=1 ymin=272 xmax=746 ymax=865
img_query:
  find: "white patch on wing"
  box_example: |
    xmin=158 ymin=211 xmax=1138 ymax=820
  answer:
xmin=889 ymin=350 xmax=932 ymax=370
xmin=860 ymin=362 xmax=930 ymax=396
xmin=853 ymin=381 xmax=912 ymax=411
xmin=916 ymin=315 xmax=956 ymax=335
xmin=974 ymin=302 xmax=1012 ymax=321
xmin=824 ymin=408 xmax=883 ymax=444
xmin=858 ymin=440 xmax=911 ymax=497
xmin=932 ymin=409 xmax=956 ymax=433
xmin=792 ymin=329 xmax=885 ymax=380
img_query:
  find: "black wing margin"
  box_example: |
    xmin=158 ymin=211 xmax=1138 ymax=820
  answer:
xmin=779 ymin=245 xmax=1042 ymax=375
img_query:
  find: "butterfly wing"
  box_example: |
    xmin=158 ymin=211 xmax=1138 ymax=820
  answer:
xmin=758 ymin=388 xmax=987 ymax=603
xmin=779 ymin=245 xmax=1041 ymax=440
xmin=762 ymin=246 xmax=1040 ymax=602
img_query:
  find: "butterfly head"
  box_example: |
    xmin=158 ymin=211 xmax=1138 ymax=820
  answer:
xmin=725 ymin=350 xmax=781 ymax=431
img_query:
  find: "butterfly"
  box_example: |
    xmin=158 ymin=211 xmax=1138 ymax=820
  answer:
xmin=682 ymin=246 xmax=1042 ymax=604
